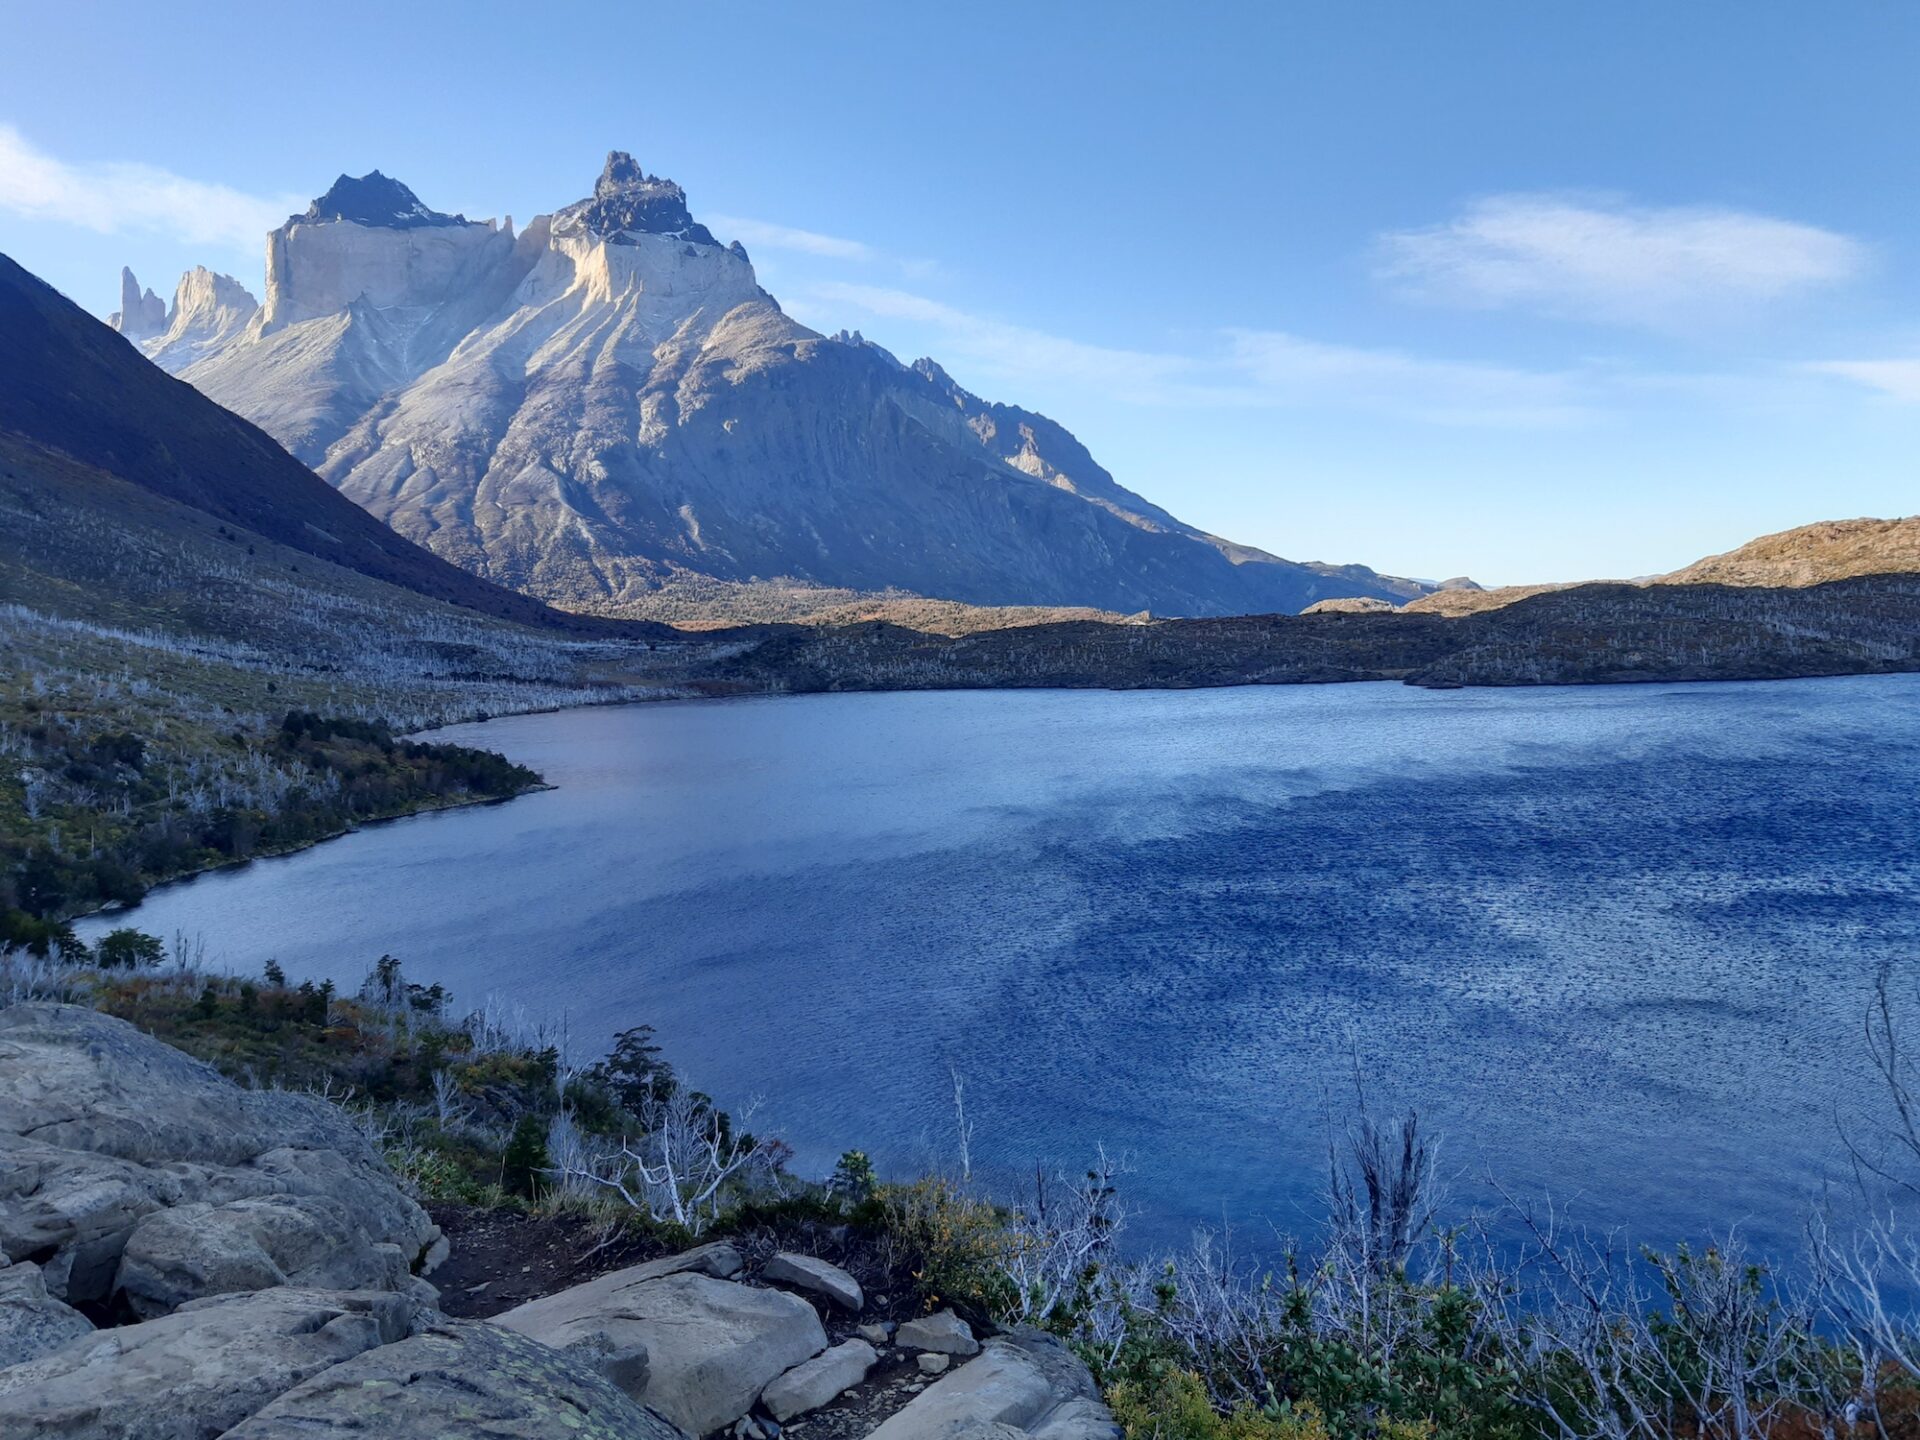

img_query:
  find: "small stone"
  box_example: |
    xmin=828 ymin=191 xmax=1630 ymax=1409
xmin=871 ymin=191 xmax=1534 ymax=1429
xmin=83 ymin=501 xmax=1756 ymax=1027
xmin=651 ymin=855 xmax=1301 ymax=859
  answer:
xmin=857 ymin=1322 xmax=893 ymax=1346
xmin=917 ymin=1352 xmax=950 ymax=1375
xmin=895 ymin=1310 xmax=978 ymax=1356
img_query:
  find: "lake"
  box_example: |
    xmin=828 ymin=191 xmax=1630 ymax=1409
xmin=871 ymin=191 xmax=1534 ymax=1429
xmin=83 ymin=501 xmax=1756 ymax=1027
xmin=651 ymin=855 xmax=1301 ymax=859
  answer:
xmin=81 ymin=676 xmax=1920 ymax=1257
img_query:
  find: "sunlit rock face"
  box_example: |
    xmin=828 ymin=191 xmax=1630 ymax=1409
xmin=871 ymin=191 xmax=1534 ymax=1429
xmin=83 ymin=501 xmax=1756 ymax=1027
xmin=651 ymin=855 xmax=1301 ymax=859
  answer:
xmin=126 ymin=154 xmax=1433 ymax=617
xmin=109 ymin=267 xmax=167 ymax=339
xmin=144 ymin=267 xmax=259 ymax=369
xmin=261 ymin=174 xmax=512 ymax=329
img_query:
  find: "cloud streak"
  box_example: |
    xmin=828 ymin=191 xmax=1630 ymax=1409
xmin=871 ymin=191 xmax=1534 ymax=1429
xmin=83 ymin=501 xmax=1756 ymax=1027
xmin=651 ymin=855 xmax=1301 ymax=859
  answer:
xmin=1377 ymin=193 xmax=1867 ymax=328
xmin=796 ymin=281 xmax=1590 ymax=426
xmin=0 ymin=124 xmax=298 ymax=252
xmin=706 ymin=213 xmax=878 ymax=262
xmin=1808 ymin=358 xmax=1920 ymax=402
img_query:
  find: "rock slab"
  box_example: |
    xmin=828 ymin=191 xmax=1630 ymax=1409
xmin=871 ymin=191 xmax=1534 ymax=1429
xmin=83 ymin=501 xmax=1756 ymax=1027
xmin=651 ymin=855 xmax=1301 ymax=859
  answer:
xmin=220 ymin=1317 xmax=689 ymax=1440
xmin=760 ymin=1338 xmax=877 ymax=1421
xmin=0 ymin=1285 xmax=416 ymax=1440
xmin=762 ymin=1252 xmax=863 ymax=1312
xmin=868 ymin=1331 xmax=1119 ymax=1440
xmin=495 ymin=1262 xmax=826 ymax=1436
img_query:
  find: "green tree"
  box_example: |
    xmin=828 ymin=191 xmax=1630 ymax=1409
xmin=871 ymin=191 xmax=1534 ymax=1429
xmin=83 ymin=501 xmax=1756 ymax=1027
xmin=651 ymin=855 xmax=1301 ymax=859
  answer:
xmin=94 ymin=928 xmax=165 ymax=969
xmin=503 ymin=1114 xmax=550 ymax=1200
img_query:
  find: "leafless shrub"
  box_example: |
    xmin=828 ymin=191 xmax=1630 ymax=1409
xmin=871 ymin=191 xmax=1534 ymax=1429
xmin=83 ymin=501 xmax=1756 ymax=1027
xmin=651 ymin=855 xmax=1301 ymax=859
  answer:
xmin=548 ymin=1087 xmax=779 ymax=1235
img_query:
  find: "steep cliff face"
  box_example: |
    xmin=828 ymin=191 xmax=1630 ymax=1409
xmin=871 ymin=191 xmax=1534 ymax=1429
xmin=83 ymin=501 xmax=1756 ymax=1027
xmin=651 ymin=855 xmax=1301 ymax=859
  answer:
xmin=127 ymin=154 xmax=1435 ymax=618
xmin=108 ymin=266 xmax=167 ymax=339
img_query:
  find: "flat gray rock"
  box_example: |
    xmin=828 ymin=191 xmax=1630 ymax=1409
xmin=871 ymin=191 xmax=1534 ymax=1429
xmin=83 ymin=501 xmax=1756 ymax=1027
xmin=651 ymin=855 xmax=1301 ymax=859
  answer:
xmin=760 ymin=1338 xmax=876 ymax=1420
xmin=0 ymin=1285 xmax=417 ymax=1440
xmin=220 ymin=1317 xmax=688 ymax=1440
xmin=0 ymin=1261 xmax=92 ymax=1369
xmin=495 ymin=1266 xmax=825 ymax=1436
xmin=896 ymin=1309 xmax=979 ymax=1356
xmin=762 ymin=1252 xmax=863 ymax=1312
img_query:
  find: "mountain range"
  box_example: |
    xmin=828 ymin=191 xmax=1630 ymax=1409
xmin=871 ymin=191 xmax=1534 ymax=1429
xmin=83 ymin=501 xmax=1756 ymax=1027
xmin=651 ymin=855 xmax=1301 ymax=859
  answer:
xmin=112 ymin=154 xmax=1438 ymax=620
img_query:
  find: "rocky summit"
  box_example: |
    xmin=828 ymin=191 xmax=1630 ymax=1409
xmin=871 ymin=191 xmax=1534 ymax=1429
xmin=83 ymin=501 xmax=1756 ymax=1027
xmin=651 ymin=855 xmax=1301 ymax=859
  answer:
xmin=116 ymin=151 xmax=1433 ymax=619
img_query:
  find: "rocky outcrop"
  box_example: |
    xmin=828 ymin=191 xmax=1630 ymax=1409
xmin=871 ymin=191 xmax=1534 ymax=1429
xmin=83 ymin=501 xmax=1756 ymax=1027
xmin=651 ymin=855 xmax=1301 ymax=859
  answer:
xmin=115 ymin=1193 xmax=421 ymax=1319
xmin=0 ymin=1285 xmax=419 ymax=1440
xmin=0 ymin=1005 xmax=1121 ymax=1440
xmin=867 ymin=1331 xmax=1119 ymax=1440
xmin=130 ymin=153 xmax=1435 ymax=619
xmin=0 ymin=1004 xmax=441 ymax=1312
xmin=219 ymin=1316 xmax=688 ymax=1440
xmin=496 ymin=1265 xmax=828 ymax=1436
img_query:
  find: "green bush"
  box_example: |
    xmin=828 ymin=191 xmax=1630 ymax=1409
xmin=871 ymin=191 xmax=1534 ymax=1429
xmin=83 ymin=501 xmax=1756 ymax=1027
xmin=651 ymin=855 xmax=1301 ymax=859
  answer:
xmin=94 ymin=928 xmax=165 ymax=969
xmin=1111 ymin=1367 xmax=1333 ymax=1440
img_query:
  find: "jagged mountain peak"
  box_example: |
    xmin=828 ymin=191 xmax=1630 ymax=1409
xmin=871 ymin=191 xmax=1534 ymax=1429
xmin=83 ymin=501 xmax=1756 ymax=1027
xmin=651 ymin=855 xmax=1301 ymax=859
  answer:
xmin=298 ymin=170 xmax=467 ymax=229
xmin=111 ymin=266 xmax=167 ymax=339
xmin=129 ymin=151 xmax=1438 ymax=618
xmin=553 ymin=149 xmax=718 ymax=247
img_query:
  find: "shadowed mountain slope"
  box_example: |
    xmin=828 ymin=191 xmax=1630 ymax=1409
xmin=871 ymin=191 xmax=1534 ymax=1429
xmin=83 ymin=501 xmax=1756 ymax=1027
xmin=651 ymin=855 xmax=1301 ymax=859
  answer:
xmin=0 ymin=252 xmax=619 ymax=633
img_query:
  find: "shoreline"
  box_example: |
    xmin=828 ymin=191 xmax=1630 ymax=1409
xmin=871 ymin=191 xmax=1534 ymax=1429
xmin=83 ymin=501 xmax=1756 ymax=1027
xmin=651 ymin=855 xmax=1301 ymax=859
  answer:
xmin=69 ymin=780 xmax=556 ymax=928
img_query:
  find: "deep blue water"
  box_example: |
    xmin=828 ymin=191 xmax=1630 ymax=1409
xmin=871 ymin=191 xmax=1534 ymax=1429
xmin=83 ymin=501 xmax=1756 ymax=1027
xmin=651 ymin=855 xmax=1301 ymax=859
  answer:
xmin=81 ymin=676 xmax=1920 ymax=1257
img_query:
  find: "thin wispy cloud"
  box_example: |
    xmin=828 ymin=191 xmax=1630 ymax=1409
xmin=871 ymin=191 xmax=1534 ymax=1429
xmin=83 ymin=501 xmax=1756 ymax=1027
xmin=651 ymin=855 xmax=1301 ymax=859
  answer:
xmin=1377 ymin=192 xmax=1867 ymax=328
xmin=1227 ymin=330 xmax=1588 ymax=427
xmin=707 ymin=213 xmax=877 ymax=262
xmin=1807 ymin=358 xmax=1920 ymax=402
xmin=799 ymin=281 xmax=1192 ymax=393
xmin=796 ymin=280 xmax=1588 ymax=425
xmin=0 ymin=124 xmax=298 ymax=252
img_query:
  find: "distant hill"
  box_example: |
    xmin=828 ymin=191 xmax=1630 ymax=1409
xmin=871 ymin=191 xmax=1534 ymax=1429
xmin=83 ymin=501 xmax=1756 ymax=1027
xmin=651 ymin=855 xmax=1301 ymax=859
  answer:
xmin=1398 ymin=516 xmax=1920 ymax=618
xmin=118 ymin=155 xmax=1438 ymax=620
xmin=0 ymin=252 xmax=620 ymax=635
xmin=1663 ymin=516 xmax=1920 ymax=587
xmin=1400 ymin=582 xmax=1575 ymax=616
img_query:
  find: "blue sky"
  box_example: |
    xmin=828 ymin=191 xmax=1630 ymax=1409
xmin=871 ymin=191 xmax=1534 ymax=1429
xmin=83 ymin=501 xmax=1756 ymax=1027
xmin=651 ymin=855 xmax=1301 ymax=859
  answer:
xmin=2 ymin=1 xmax=1917 ymax=586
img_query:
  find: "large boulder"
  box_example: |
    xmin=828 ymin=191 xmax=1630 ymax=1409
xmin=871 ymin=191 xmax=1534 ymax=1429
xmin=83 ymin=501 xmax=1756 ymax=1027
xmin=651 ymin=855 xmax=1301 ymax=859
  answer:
xmin=0 ymin=1004 xmax=441 ymax=1311
xmin=496 ymin=1263 xmax=826 ymax=1436
xmin=0 ymin=1285 xmax=418 ymax=1440
xmin=115 ymin=1194 xmax=413 ymax=1319
xmin=896 ymin=1309 xmax=980 ymax=1356
xmin=0 ymin=1261 xmax=92 ymax=1369
xmin=220 ymin=1317 xmax=690 ymax=1440
xmin=867 ymin=1331 xmax=1119 ymax=1440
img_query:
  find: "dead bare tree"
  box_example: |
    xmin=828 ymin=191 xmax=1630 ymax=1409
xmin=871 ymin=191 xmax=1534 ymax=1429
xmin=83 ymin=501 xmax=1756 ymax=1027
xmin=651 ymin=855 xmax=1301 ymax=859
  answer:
xmin=549 ymin=1087 xmax=776 ymax=1235
xmin=1000 ymin=1145 xmax=1129 ymax=1335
